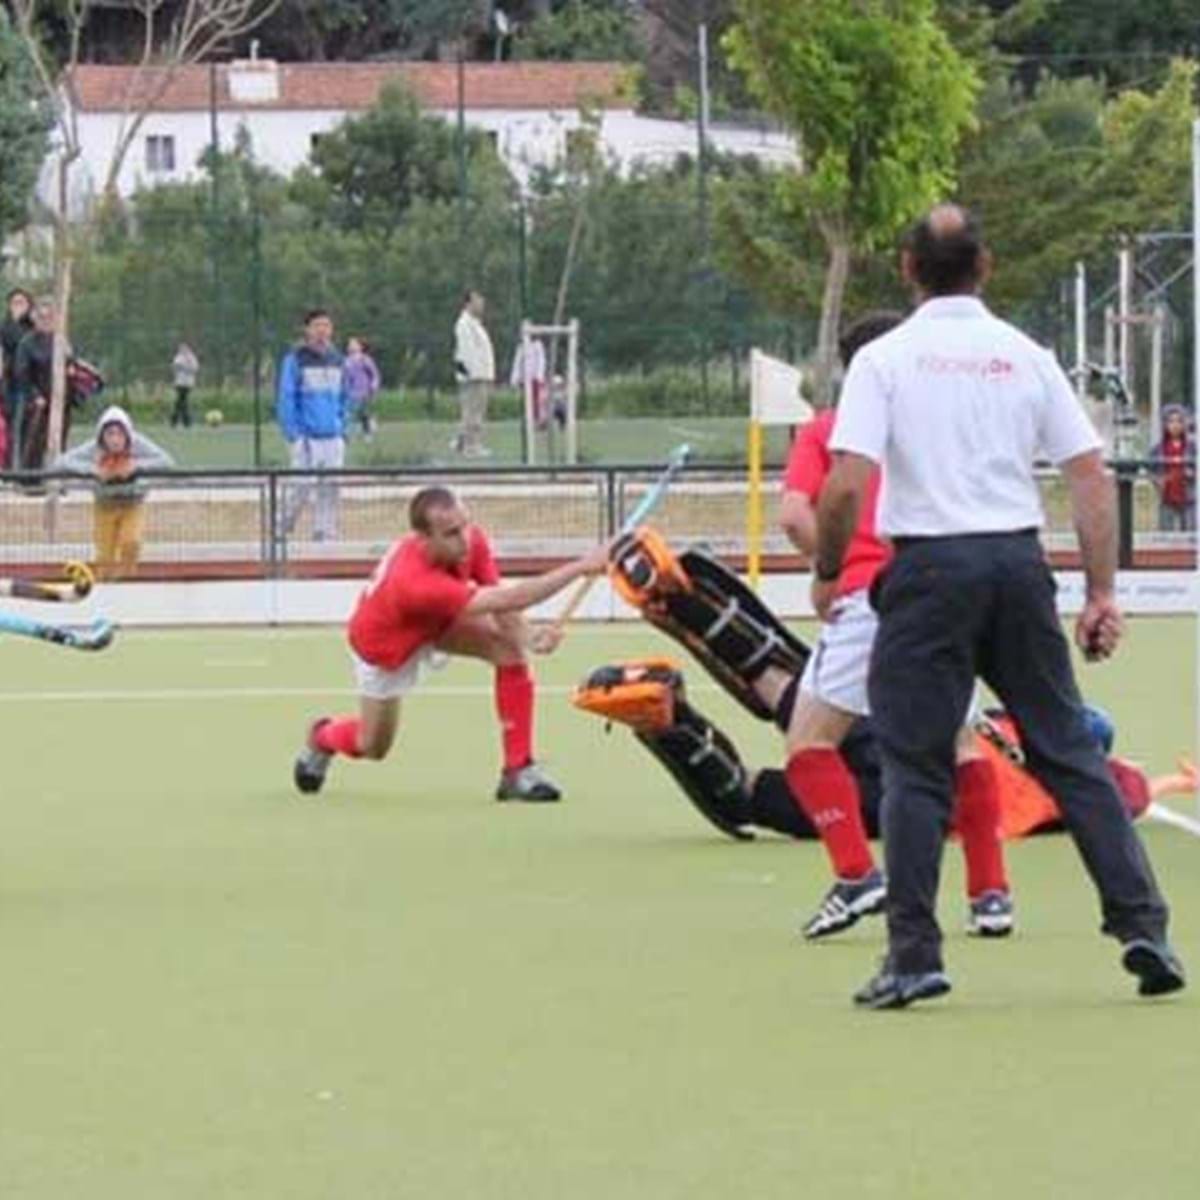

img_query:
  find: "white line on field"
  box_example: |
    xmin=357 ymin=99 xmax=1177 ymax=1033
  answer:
xmin=0 ymin=682 xmax=723 ymax=704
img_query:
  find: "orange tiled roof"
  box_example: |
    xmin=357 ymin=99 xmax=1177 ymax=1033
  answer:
xmin=67 ymin=60 xmax=631 ymax=113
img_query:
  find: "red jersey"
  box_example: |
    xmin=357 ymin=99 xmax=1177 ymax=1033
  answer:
xmin=349 ymin=525 xmax=500 ymax=669
xmin=784 ymin=408 xmax=890 ymax=597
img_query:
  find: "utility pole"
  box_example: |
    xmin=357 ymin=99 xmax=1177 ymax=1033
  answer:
xmin=209 ymin=61 xmax=224 ymax=392
xmin=457 ymin=38 xmax=468 ymax=266
xmin=697 ymin=22 xmax=711 ymax=408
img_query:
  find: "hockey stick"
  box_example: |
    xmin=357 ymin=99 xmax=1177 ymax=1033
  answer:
xmin=0 ymin=561 xmax=95 ymax=604
xmin=0 ymin=611 xmax=116 ymax=651
xmin=553 ymin=443 xmax=692 ymax=631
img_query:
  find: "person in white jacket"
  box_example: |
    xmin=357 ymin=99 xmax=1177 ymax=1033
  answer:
xmin=453 ymin=290 xmax=495 ymax=458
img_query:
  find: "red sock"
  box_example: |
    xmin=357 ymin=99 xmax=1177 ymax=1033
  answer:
xmin=495 ymin=663 xmax=534 ymax=771
xmin=785 ymin=748 xmax=875 ymax=881
xmin=315 ymin=717 xmax=364 ymax=759
xmin=953 ymin=758 xmax=1009 ymax=898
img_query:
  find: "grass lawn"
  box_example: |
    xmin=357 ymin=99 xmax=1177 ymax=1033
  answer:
xmin=0 ymin=618 xmax=1197 ymax=1199
xmin=132 ymin=416 xmax=793 ymax=471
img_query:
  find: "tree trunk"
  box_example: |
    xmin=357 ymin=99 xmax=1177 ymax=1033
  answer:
xmin=547 ymin=198 xmax=587 ymax=383
xmin=47 ymin=253 xmax=73 ymax=460
xmin=812 ymin=227 xmax=851 ymax=409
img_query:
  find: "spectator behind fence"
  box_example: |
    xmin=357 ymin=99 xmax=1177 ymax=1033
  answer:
xmin=453 ymin=289 xmax=495 ymax=458
xmin=510 ymin=333 xmax=549 ymax=430
xmin=55 ymin=404 xmax=174 ymax=581
xmin=13 ymin=297 xmax=100 ymax=471
xmin=171 ymin=342 xmax=199 ymax=428
xmin=1148 ymin=404 xmax=1194 ymax=532
xmin=277 ymin=308 xmax=347 ymax=542
xmin=0 ymin=288 xmax=35 ymax=468
xmin=344 ymin=336 xmax=381 ymax=440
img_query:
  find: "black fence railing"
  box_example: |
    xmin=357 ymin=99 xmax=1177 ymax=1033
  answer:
xmin=0 ymin=460 xmax=1192 ymax=578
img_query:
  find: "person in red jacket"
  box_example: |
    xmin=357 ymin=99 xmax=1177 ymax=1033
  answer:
xmin=1149 ymin=405 xmax=1194 ymax=532
xmin=292 ymin=485 xmax=607 ymax=801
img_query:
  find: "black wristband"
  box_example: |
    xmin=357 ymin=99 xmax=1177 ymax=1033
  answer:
xmin=814 ymin=561 xmax=841 ymax=583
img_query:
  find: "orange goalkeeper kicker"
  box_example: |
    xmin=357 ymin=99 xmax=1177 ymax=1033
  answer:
xmin=571 ymin=658 xmax=684 ymax=734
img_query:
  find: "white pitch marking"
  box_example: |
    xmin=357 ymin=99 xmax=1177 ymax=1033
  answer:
xmin=0 ymin=682 xmax=724 ymax=704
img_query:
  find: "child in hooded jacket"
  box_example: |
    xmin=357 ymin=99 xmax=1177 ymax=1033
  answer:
xmin=56 ymin=405 xmax=174 ymax=580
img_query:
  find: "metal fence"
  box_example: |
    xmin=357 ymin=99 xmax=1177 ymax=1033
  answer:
xmin=0 ymin=461 xmax=1192 ymax=579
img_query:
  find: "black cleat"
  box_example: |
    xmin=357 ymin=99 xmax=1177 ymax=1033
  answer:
xmin=293 ymin=719 xmax=333 ymax=795
xmin=1121 ymin=939 xmax=1186 ymax=997
xmin=496 ymin=761 xmax=562 ymax=802
xmin=853 ymin=967 xmax=952 ymax=1010
xmin=801 ymin=869 xmax=887 ymax=940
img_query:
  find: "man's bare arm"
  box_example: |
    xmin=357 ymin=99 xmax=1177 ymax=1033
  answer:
xmin=1061 ymin=449 xmax=1117 ymax=599
xmin=814 ymin=453 xmax=876 ymax=579
xmin=780 ymin=491 xmax=818 ymax=557
xmin=464 ymin=545 xmax=607 ymax=617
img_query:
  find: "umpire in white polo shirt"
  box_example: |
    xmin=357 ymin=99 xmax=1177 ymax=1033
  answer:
xmin=813 ymin=204 xmax=1184 ymax=1010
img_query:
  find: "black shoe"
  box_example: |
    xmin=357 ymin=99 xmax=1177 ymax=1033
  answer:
xmin=853 ymin=966 xmax=952 ymax=1010
xmin=293 ymin=719 xmax=333 ymax=795
xmin=1121 ymin=939 xmax=1186 ymax=997
xmin=496 ymin=762 xmax=562 ymax=802
xmin=801 ymin=869 xmax=887 ymax=940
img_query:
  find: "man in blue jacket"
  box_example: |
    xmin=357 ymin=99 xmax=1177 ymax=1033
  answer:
xmin=277 ymin=309 xmax=348 ymax=542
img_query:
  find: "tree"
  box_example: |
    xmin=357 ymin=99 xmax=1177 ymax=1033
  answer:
xmin=9 ymin=0 xmax=279 ymax=458
xmin=288 ymin=82 xmax=512 ymax=237
xmin=511 ymin=0 xmax=642 ymax=62
xmin=0 ymin=8 xmax=51 ymax=243
xmin=998 ymin=0 xmax=1200 ymax=90
xmin=959 ymin=58 xmax=1197 ymax=315
xmin=723 ymin=0 xmax=979 ymax=402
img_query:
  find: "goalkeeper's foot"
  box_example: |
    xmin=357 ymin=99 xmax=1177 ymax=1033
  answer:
xmin=967 ymin=889 xmax=1015 ymax=938
xmin=801 ymin=869 xmax=887 ymax=940
xmin=496 ymin=761 xmax=562 ymax=803
xmin=294 ymin=719 xmax=333 ymax=795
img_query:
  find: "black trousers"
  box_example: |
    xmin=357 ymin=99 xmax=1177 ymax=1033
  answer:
xmin=869 ymin=531 xmax=1168 ymax=974
xmin=171 ymin=386 xmax=192 ymax=427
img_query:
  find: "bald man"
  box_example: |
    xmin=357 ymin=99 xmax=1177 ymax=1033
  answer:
xmin=814 ymin=204 xmax=1183 ymax=1008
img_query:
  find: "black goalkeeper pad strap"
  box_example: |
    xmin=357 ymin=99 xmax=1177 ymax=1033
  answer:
xmin=637 ymin=698 xmax=755 ymax=841
xmin=643 ymin=548 xmax=811 ymax=722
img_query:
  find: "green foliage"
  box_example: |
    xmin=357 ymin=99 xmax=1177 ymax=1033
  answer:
xmin=512 ymin=0 xmax=642 ymax=62
xmin=0 ymin=8 xmax=51 ymax=241
xmin=999 ymin=0 xmax=1200 ymax=89
xmin=288 ymin=82 xmax=512 ymax=236
xmin=960 ymin=59 xmax=1197 ymax=313
xmin=725 ymin=0 xmax=980 ymax=245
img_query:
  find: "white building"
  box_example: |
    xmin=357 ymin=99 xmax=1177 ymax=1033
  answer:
xmin=55 ymin=58 xmax=795 ymax=204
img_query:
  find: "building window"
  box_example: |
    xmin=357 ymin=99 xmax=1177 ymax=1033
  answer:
xmin=145 ymin=135 xmax=176 ymax=174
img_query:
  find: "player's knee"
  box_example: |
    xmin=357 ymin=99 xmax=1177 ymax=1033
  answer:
xmin=488 ymin=630 xmax=526 ymax=666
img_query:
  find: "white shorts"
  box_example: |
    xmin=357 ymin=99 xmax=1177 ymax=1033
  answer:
xmin=800 ymin=589 xmax=877 ymax=717
xmin=352 ymin=645 xmax=449 ymax=701
xmin=799 ymin=587 xmax=983 ymax=724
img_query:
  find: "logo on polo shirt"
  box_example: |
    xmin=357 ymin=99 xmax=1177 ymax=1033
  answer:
xmin=917 ymin=354 xmax=1014 ymax=379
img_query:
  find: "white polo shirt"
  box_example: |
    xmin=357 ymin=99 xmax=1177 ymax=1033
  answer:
xmin=830 ymin=296 xmax=1102 ymax=536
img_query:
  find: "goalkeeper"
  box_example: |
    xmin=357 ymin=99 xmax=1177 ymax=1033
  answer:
xmin=573 ymin=659 xmax=1173 ymax=844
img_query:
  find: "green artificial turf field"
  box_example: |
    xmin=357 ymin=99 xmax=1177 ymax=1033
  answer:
xmin=1 ymin=619 xmax=1197 ymax=1199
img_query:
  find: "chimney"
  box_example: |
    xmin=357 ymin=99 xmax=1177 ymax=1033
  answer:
xmin=228 ymin=54 xmax=280 ymax=104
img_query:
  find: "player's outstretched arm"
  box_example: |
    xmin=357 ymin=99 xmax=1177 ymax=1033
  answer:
xmin=465 ymin=542 xmax=610 ymax=618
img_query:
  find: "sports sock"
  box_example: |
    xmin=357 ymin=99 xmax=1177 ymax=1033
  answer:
xmin=495 ymin=663 xmax=534 ymax=771
xmin=315 ymin=717 xmax=363 ymax=759
xmin=785 ymin=747 xmax=875 ymax=881
xmin=953 ymin=758 xmax=1009 ymax=898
